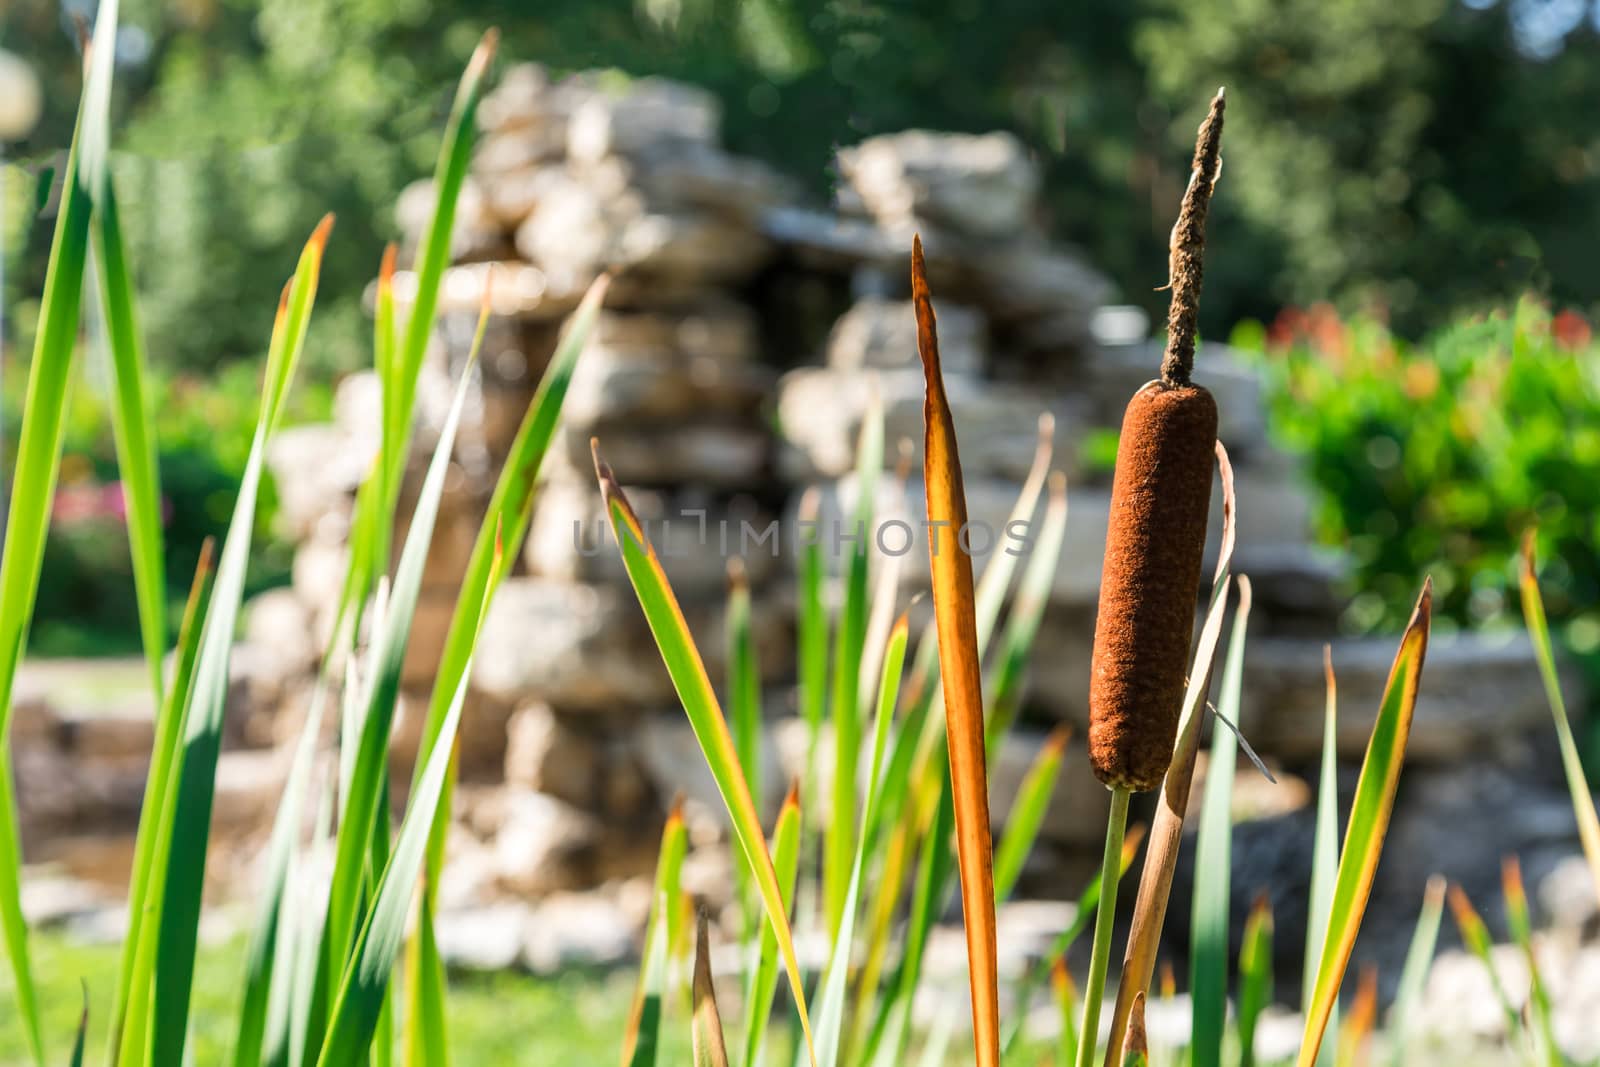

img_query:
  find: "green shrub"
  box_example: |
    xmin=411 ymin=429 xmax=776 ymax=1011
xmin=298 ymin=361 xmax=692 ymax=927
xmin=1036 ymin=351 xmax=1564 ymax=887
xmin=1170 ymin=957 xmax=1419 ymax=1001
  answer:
xmin=1234 ymin=298 xmax=1600 ymax=660
xmin=2 ymin=359 xmax=330 ymax=655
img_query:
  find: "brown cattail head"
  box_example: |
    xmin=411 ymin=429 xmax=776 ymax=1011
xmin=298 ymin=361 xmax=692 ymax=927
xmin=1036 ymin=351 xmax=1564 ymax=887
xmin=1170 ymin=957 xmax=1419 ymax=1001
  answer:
xmin=1088 ymin=90 xmax=1225 ymax=793
xmin=1088 ymin=380 xmax=1217 ymax=790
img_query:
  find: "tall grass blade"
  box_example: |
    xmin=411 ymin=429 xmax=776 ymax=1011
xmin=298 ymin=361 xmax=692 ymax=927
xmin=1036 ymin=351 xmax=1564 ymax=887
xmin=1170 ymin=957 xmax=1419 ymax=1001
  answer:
xmin=145 ymin=217 xmax=329 ymax=1067
xmin=321 ymin=301 xmax=484 ymax=978
xmin=727 ymin=560 xmax=761 ymax=938
xmin=393 ymin=30 xmax=498 ymax=459
xmin=824 ymin=389 xmax=882 ymax=938
xmin=594 ymin=447 xmax=816 ymax=1064
xmin=91 ymin=174 xmax=165 ymax=702
xmin=1102 ymin=441 xmax=1237 ymax=1067
xmin=623 ymin=799 xmax=689 ymax=1067
xmin=1446 ymin=884 xmax=1521 ymax=1042
xmin=1052 ymin=958 xmax=1079 ymax=1067
xmin=1236 ymin=894 xmax=1274 ymax=1067
xmin=278 ymin=776 xmax=336 ymax=1067
xmin=1521 ymin=531 xmax=1600 ymax=911
xmin=984 ymin=470 xmax=1068 ymax=751
xmin=993 ymin=725 xmax=1070 ymax=904
xmin=692 ymin=914 xmax=731 ymax=1067
xmin=1304 ymin=646 xmax=1341 ymax=1067
xmin=871 ymin=420 xmax=1050 ymax=861
xmin=813 ymin=614 xmax=908 ymax=1067
xmin=71 ymin=989 xmax=89 ymax=1067
xmin=0 ymin=7 xmax=122 ymax=1059
xmin=795 ymin=488 xmax=829 ymax=818
xmin=1386 ymin=876 xmax=1444 ymax=1067
xmin=231 ymin=668 xmax=336 ymax=1066
xmin=413 ymin=273 xmax=609 ymax=821
xmin=741 ymin=783 xmax=801 ymax=1067
xmin=316 ymin=661 xmax=481 ymax=1066
xmin=866 ymin=776 xmax=954 ymax=1067
xmin=403 ymin=273 xmax=608 ymax=1055
xmin=1503 ymin=857 xmax=1560 ymax=1066
xmin=401 ymin=886 xmax=448 ymax=1067
xmin=912 ymin=235 xmax=1000 ymax=1067
xmin=627 ymin=893 xmax=673 ymax=1067
xmin=1296 ymin=580 xmax=1432 ymax=1067
xmin=1001 ymin=825 xmax=1147 ymax=1060
xmin=1335 ymin=965 xmax=1377 ymax=1067
xmin=106 ymin=539 xmax=214 ymax=1064
xmin=1191 ymin=576 xmax=1254 ymax=1067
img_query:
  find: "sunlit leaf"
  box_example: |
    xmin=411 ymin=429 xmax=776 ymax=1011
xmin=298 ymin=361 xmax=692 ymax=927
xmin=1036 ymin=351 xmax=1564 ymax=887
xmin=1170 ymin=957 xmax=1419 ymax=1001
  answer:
xmin=1386 ymin=876 xmax=1444 ymax=1067
xmin=595 ymin=446 xmax=815 ymax=1064
xmin=1297 ymin=581 xmax=1432 ymax=1066
xmin=1191 ymin=577 xmax=1254 ymax=1067
xmin=1521 ymin=531 xmax=1600 ymax=912
xmin=911 ymin=235 xmax=999 ymax=1067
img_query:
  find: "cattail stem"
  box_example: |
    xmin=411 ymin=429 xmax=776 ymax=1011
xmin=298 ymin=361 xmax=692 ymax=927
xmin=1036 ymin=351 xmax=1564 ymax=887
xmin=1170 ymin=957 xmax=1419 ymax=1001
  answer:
xmin=1159 ymin=88 xmax=1225 ymax=388
xmin=1076 ymin=786 xmax=1131 ymax=1067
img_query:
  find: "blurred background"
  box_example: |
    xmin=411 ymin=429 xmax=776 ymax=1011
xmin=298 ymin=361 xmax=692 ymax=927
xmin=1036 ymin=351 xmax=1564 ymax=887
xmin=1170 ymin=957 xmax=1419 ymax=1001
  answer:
xmin=4 ymin=0 xmax=1600 ymax=662
xmin=2 ymin=0 xmax=1600 ymax=1059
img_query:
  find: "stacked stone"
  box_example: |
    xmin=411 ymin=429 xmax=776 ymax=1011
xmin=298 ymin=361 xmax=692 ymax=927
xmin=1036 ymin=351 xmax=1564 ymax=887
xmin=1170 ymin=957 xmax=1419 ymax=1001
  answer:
xmin=763 ymin=131 xmax=1107 ymax=862
xmin=247 ymin=72 xmax=1583 ymax=938
xmin=267 ymin=67 xmax=810 ymax=958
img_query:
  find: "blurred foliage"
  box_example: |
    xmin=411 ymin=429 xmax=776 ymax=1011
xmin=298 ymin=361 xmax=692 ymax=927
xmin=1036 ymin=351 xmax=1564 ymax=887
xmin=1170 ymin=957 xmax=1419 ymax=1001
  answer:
xmin=1140 ymin=0 xmax=1600 ymax=333
xmin=1 ymin=352 xmax=331 ymax=655
xmin=1 ymin=0 xmax=1595 ymax=381
xmin=1234 ymin=299 xmax=1600 ymax=661
xmin=3 ymin=0 xmax=1600 ymax=655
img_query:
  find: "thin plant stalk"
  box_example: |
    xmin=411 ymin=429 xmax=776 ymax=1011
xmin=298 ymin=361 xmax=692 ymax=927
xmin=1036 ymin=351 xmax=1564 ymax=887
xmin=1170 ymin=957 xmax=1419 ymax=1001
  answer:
xmin=1077 ymin=787 xmax=1131 ymax=1067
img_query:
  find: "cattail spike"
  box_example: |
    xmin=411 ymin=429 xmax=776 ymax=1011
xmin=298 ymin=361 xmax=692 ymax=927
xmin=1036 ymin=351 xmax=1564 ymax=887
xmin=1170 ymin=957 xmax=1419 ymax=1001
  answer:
xmin=1160 ymin=88 xmax=1226 ymax=388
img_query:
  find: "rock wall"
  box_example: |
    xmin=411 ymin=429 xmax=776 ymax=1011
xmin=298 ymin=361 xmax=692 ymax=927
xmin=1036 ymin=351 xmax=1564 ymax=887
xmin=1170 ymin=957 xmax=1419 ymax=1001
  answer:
xmin=234 ymin=64 xmax=1576 ymax=966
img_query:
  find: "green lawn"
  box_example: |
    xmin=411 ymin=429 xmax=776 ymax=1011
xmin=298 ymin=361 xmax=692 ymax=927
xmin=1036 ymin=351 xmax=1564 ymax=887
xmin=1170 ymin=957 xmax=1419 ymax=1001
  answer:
xmin=0 ymin=929 xmax=1081 ymax=1064
xmin=0 ymin=931 xmax=682 ymax=1065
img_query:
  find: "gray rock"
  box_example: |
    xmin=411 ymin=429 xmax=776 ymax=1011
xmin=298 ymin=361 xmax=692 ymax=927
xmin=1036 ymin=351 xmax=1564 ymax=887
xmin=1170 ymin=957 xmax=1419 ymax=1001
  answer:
xmin=437 ymin=903 xmax=531 ymax=971
xmin=562 ymin=332 xmax=768 ymax=427
xmin=964 ymin=239 xmax=1112 ymax=326
xmin=478 ymin=165 xmax=568 ymax=229
xmin=1241 ymin=631 xmax=1576 ymax=762
xmin=776 ymin=366 xmax=1084 ymax=483
xmin=632 ymin=715 xmax=788 ymax=829
xmin=990 ymin=728 xmax=1113 ymax=849
xmin=595 ymin=301 xmax=757 ymax=364
xmin=476 ymin=64 xmax=600 ymax=138
xmin=631 ymin=147 xmax=797 ymax=218
xmin=472 ymin=577 xmax=790 ymax=710
xmin=523 ymin=891 xmax=642 ymax=973
xmin=244 ymin=589 xmax=318 ymax=681
xmin=504 ymin=702 xmax=601 ymax=807
xmin=396 ymin=177 xmax=503 ymax=260
xmin=826 ymin=297 xmax=987 ymax=377
xmin=491 ymin=790 xmax=599 ymax=894
xmin=567 ymin=78 xmax=721 ymax=163
xmin=1538 ymin=853 xmax=1600 ymax=935
xmin=837 ymin=130 xmax=1040 ymax=238
xmin=564 ymin=420 xmax=768 ymax=488
xmin=266 ymin=424 xmax=368 ymax=539
xmin=524 ymin=480 xmax=777 ymax=596
xmin=516 ymin=175 xmax=772 ymax=290
xmin=415 ymin=260 xmax=587 ymax=322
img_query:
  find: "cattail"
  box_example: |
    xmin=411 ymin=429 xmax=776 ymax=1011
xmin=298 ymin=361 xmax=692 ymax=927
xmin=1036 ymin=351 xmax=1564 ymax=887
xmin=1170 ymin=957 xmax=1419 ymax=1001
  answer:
xmin=1088 ymin=89 xmax=1225 ymax=792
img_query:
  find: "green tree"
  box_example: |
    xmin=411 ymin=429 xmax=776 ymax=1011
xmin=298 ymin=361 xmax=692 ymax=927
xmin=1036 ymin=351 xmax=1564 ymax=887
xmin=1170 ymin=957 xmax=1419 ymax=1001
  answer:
xmin=1140 ymin=0 xmax=1600 ymax=330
